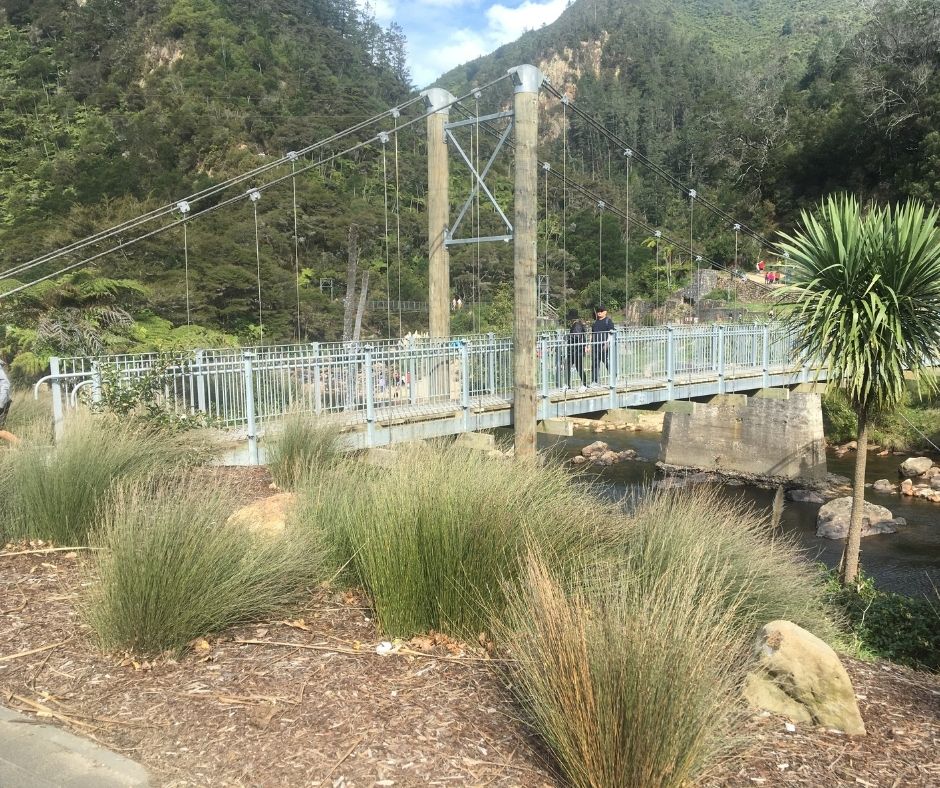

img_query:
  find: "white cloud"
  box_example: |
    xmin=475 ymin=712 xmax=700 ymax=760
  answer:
xmin=406 ymin=0 xmax=567 ymax=86
xmin=357 ymin=0 xmax=397 ymax=25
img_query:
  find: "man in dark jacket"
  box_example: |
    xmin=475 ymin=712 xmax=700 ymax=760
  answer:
xmin=565 ymin=308 xmax=588 ymax=390
xmin=591 ymin=305 xmax=615 ymax=386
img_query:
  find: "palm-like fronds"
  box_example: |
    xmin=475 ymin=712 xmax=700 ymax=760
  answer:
xmin=778 ymin=195 xmax=940 ymax=416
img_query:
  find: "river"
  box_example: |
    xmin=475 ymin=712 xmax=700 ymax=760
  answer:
xmin=535 ymin=427 xmax=940 ymax=599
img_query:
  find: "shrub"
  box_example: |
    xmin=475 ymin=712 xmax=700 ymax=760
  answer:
xmin=622 ymin=486 xmax=839 ymax=643
xmin=498 ymin=552 xmax=747 ymax=788
xmin=295 ymin=441 xmax=621 ymax=638
xmin=0 ymin=414 xmax=209 ymax=545
xmin=827 ymin=572 xmax=940 ymax=669
xmin=85 ymin=479 xmax=325 ymax=655
xmin=266 ymin=410 xmax=343 ymax=489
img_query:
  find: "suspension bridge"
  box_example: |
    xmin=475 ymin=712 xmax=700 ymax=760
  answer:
xmin=4 ymin=64 xmax=795 ymax=460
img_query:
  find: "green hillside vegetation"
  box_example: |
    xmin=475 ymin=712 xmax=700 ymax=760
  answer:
xmin=2 ymin=0 xmax=939 ymax=378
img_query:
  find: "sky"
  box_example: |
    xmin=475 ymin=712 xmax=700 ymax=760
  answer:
xmin=360 ymin=0 xmax=570 ymax=87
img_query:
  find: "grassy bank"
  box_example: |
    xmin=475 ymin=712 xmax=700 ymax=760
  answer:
xmin=823 ymin=387 xmax=940 ymax=451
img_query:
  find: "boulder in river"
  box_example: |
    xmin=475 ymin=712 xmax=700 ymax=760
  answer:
xmin=872 ymin=479 xmax=896 ymax=493
xmin=787 ymin=489 xmax=827 ymax=504
xmin=816 ymin=496 xmax=904 ymax=539
xmin=743 ymin=620 xmax=866 ymax=735
xmin=899 ymin=456 xmax=933 ymax=478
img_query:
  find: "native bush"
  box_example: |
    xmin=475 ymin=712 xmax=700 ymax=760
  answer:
xmin=498 ymin=552 xmax=747 ymax=788
xmin=0 ymin=414 xmax=208 ymax=545
xmin=266 ymin=409 xmax=343 ymax=489
xmin=621 ymin=487 xmax=839 ymax=643
xmin=85 ymin=478 xmax=326 ymax=655
xmin=827 ymin=571 xmax=940 ymax=669
xmin=295 ymin=441 xmax=622 ymax=638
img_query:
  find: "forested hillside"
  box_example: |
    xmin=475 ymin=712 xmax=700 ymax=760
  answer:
xmin=0 ymin=0 xmax=421 ymax=378
xmin=2 ymin=0 xmax=938 ymax=378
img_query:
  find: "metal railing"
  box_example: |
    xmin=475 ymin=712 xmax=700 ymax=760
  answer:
xmin=37 ymin=323 xmax=803 ymax=460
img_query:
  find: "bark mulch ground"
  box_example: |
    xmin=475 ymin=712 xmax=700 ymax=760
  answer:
xmin=1 ymin=469 xmax=937 ymax=787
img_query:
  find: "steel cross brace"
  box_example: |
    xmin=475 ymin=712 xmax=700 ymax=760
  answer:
xmin=443 ymin=111 xmax=514 ymax=245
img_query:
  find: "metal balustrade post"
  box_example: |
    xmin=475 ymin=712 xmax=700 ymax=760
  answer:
xmin=460 ymin=341 xmax=470 ymax=431
xmin=717 ymin=325 xmax=726 ymax=394
xmin=195 ymin=350 xmax=207 ymax=413
xmin=665 ymin=327 xmax=675 ymax=399
xmin=408 ymin=336 xmax=417 ymax=404
xmin=711 ymin=324 xmax=719 ymax=371
xmin=486 ymin=332 xmax=496 ymax=394
xmin=555 ymin=329 xmax=566 ymax=388
xmin=243 ymin=351 xmax=259 ymax=465
xmin=761 ymin=326 xmax=770 ymax=387
xmin=311 ymin=342 xmax=323 ymax=415
xmin=90 ymin=361 xmax=102 ymax=405
xmin=49 ymin=356 xmax=64 ymax=441
xmin=364 ymin=347 xmax=376 ymax=447
xmin=539 ymin=338 xmax=549 ymax=419
xmin=608 ymin=330 xmax=618 ymax=409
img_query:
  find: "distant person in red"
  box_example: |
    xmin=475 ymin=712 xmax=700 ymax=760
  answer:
xmin=757 ymin=259 xmax=766 ymax=273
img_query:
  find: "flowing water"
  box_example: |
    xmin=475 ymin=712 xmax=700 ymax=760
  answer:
xmin=534 ymin=428 xmax=940 ymax=599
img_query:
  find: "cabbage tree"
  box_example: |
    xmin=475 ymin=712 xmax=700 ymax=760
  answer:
xmin=778 ymin=196 xmax=940 ymax=585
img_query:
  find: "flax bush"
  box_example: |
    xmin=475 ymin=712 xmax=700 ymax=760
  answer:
xmin=85 ymin=478 xmax=326 ymax=655
xmin=0 ymin=414 xmax=207 ymax=545
xmin=499 ymin=553 xmax=748 ymax=788
xmin=266 ymin=409 xmax=343 ymax=489
xmin=295 ymin=441 xmax=622 ymax=638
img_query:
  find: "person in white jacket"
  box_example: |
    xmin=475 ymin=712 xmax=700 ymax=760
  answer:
xmin=0 ymin=361 xmax=17 ymax=444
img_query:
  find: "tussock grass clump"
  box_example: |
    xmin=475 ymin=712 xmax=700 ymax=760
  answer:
xmin=5 ymin=389 xmax=52 ymax=439
xmin=623 ymin=486 xmax=839 ymax=643
xmin=500 ymin=553 xmax=747 ymax=788
xmin=296 ymin=441 xmax=621 ymax=638
xmin=0 ymin=414 xmax=207 ymax=545
xmin=267 ymin=410 xmax=343 ymax=489
xmin=85 ymin=479 xmax=325 ymax=655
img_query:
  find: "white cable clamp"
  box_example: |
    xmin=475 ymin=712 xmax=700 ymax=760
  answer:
xmin=378 ymin=131 xmax=390 ymax=145
xmin=542 ymin=162 xmax=551 ymax=171
xmin=248 ymin=189 xmax=261 ymax=203
xmin=695 ymin=255 xmax=703 ymax=262
xmin=733 ymin=222 xmax=741 ymax=231
xmin=287 ymin=151 xmax=299 ymax=162
xmin=391 ymin=108 xmax=401 ymax=119
xmin=654 ymin=230 xmax=662 ymax=238
xmin=473 ymin=91 xmax=482 ymax=100
xmin=689 ymin=188 xmax=697 ymax=200
xmin=597 ymin=200 xmax=606 ymax=210
xmin=623 ymin=148 xmax=633 ymax=158
xmin=176 ymin=200 xmax=191 ymax=215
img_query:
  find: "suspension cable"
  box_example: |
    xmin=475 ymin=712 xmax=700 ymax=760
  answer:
xmin=542 ymin=83 xmax=775 ymax=250
xmin=0 ymin=95 xmax=427 ymax=282
xmin=598 ymin=200 xmax=605 ymax=305
xmin=380 ymin=132 xmax=392 ymax=339
xmin=562 ymin=96 xmax=568 ymax=319
xmin=291 ymin=155 xmax=301 ymax=340
xmin=624 ymin=149 xmax=632 ymax=318
xmin=250 ymin=190 xmax=264 ymax=342
xmin=393 ymin=110 xmax=403 ymax=337
xmin=2 ymin=78 xmax=515 ymax=301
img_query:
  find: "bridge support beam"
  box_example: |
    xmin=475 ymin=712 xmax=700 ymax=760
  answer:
xmin=422 ymin=88 xmax=455 ymax=339
xmin=510 ymin=64 xmax=544 ymax=460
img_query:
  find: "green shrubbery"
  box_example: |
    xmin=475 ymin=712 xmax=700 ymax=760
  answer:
xmin=497 ymin=486 xmax=837 ymax=788
xmin=295 ymin=442 xmax=622 ymax=638
xmin=827 ymin=572 xmax=940 ymax=669
xmin=822 ymin=388 xmax=940 ymax=450
xmin=266 ymin=410 xmax=343 ymax=489
xmin=85 ymin=479 xmax=325 ymax=655
xmin=0 ymin=414 xmax=206 ymax=544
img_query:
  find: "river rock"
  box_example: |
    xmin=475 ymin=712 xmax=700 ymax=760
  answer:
xmin=816 ymin=496 xmax=904 ymax=539
xmin=787 ymin=489 xmax=827 ymax=504
xmin=900 ymin=479 xmax=914 ymax=496
xmin=227 ymin=493 xmax=296 ymax=538
xmin=872 ymin=479 xmax=895 ymax=493
xmin=899 ymin=456 xmax=933 ymax=478
xmin=924 ymin=466 xmax=940 ymax=479
xmin=932 ymin=477 xmax=940 ymax=490
xmin=581 ymin=440 xmax=609 ymax=458
xmin=915 ymin=486 xmax=940 ymax=502
xmin=570 ymin=455 xmax=588 ymax=465
xmin=743 ymin=620 xmax=866 ymax=735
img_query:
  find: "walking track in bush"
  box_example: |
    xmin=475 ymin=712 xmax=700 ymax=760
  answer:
xmin=1 ymin=471 xmax=938 ymax=787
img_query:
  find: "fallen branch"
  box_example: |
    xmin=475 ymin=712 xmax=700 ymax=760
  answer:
xmin=0 ymin=640 xmax=69 ymax=663
xmin=326 ymin=734 xmax=364 ymax=778
xmin=233 ymin=638 xmax=496 ymax=665
xmin=0 ymin=546 xmax=102 ymax=558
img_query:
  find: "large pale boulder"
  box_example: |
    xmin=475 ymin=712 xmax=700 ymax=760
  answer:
xmin=227 ymin=493 xmax=296 ymax=538
xmin=581 ymin=440 xmax=609 ymax=458
xmin=743 ymin=621 xmax=866 ymax=735
xmin=899 ymin=456 xmax=933 ymax=478
xmin=816 ymin=496 xmax=904 ymax=539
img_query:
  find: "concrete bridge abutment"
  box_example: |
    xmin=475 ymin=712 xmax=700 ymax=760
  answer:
xmin=659 ymin=389 xmax=827 ymax=482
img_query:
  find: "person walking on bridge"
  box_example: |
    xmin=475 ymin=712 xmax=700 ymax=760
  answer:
xmin=565 ymin=308 xmax=588 ymax=391
xmin=590 ymin=305 xmax=615 ymax=387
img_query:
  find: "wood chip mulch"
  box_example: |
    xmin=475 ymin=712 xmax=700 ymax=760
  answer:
xmin=1 ymin=470 xmax=937 ymax=787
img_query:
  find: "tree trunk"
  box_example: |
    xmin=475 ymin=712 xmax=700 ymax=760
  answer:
xmin=841 ymin=412 xmax=869 ymax=586
xmin=342 ymin=225 xmax=359 ymax=342
xmin=352 ymin=270 xmax=370 ymax=342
